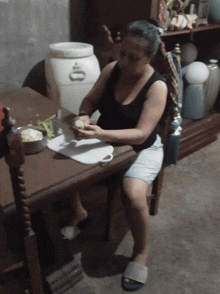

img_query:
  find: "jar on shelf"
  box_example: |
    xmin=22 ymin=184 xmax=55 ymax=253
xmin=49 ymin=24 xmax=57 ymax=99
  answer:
xmin=204 ymin=59 xmax=220 ymax=111
xmin=45 ymin=42 xmax=101 ymax=122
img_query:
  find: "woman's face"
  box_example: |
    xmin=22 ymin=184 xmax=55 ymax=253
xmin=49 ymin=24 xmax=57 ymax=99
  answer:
xmin=118 ymin=36 xmax=150 ymax=76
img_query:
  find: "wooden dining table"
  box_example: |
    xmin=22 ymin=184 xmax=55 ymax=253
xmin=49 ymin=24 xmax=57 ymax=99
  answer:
xmin=0 ymin=87 xmax=137 ymax=219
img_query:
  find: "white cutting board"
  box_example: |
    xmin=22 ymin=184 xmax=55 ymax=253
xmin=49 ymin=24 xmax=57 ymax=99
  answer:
xmin=47 ymin=133 xmax=114 ymax=164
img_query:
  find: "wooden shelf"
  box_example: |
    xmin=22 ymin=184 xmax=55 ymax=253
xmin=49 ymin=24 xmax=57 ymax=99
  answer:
xmin=162 ymin=24 xmax=220 ymax=37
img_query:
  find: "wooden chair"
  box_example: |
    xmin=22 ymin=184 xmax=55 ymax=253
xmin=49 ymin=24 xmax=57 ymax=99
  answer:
xmin=100 ymin=31 xmax=182 ymax=240
xmin=0 ymin=107 xmax=45 ymax=294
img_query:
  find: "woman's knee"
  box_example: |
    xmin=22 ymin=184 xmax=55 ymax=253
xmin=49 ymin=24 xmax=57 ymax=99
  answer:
xmin=121 ymin=177 xmax=149 ymax=207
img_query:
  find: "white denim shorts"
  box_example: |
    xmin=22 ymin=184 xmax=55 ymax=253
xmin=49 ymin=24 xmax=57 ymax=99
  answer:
xmin=123 ymin=134 xmax=164 ymax=185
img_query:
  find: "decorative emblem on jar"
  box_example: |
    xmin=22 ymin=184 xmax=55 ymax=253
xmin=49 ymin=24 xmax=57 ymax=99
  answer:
xmin=69 ymin=62 xmax=86 ymax=81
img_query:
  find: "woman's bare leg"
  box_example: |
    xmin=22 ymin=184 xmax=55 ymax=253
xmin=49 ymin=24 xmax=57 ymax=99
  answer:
xmin=121 ymin=177 xmax=150 ymax=266
xmin=70 ymin=191 xmax=88 ymax=225
xmin=59 ymin=191 xmax=89 ymax=240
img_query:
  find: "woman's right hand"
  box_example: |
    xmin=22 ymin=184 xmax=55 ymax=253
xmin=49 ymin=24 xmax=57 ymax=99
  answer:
xmin=70 ymin=115 xmax=90 ymax=140
xmin=74 ymin=115 xmax=90 ymax=125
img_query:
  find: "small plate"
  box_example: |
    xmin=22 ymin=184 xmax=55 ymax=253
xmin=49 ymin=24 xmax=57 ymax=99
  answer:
xmin=15 ymin=126 xmax=48 ymax=155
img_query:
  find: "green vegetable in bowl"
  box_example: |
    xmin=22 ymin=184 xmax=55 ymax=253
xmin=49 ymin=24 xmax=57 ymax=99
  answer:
xmin=34 ymin=113 xmax=63 ymax=140
xmin=36 ymin=114 xmax=55 ymax=140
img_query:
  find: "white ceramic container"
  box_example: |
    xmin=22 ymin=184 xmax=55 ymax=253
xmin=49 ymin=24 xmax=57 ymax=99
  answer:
xmin=45 ymin=42 xmax=101 ymax=122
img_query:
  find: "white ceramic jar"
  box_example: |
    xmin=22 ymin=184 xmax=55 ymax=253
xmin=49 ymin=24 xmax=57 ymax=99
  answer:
xmin=45 ymin=42 xmax=101 ymax=122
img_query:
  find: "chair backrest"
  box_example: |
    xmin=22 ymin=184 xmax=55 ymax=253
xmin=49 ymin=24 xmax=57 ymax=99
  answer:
xmin=0 ymin=107 xmax=44 ymax=294
xmin=153 ymin=42 xmax=182 ymax=164
xmin=0 ymin=107 xmax=28 ymax=235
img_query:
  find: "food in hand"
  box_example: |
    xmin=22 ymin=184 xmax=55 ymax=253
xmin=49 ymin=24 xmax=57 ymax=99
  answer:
xmin=21 ymin=128 xmax=44 ymax=142
xmin=74 ymin=120 xmax=84 ymax=129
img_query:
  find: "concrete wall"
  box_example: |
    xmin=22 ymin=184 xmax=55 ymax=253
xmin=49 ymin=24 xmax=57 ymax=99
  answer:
xmin=0 ymin=0 xmax=155 ymax=89
xmin=0 ymin=0 xmax=87 ymax=88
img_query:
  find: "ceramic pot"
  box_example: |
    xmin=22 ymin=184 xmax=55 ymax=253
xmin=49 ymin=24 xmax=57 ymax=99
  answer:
xmin=204 ymin=59 xmax=220 ymax=111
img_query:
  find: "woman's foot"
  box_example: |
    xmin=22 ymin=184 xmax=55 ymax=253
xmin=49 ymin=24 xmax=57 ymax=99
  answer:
xmin=60 ymin=216 xmax=93 ymax=240
xmin=122 ymin=251 xmax=149 ymax=290
xmin=71 ymin=210 xmax=88 ymax=226
xmin=122 ymin=261 xmax=148 ymax=291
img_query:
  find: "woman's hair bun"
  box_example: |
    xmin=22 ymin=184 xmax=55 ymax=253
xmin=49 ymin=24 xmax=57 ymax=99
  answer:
xmin=148 ymin=17 xmax=160 ymax=28
xmin=148 ymin=17 xmax=164 ymax=35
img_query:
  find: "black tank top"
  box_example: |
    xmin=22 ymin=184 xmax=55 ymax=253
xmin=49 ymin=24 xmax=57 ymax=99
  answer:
xmin=97 ymin=62 xmax=166 ymax=152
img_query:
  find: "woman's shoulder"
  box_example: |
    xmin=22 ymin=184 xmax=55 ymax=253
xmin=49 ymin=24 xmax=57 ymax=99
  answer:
xmin=99 ymin=61 xmax=119 ymax=83
xmin=102 ymin=61 xmax=118 ymax=74
xmin=148 ymin=70 xmax=167 ymax=94
xmin=147 ymin=78 xmax=168 ymax=102
xmin=143 ymin=69 xmax=167 ymax=94
xmin=145 ymin=67 xmax=168 ymax=97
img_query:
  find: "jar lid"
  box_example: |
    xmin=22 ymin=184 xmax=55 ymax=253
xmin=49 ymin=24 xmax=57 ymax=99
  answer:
xmin=209 ymin=59 xmax=218 ymax=63
xmin=49 ymin=42 xmax=94 ymax=58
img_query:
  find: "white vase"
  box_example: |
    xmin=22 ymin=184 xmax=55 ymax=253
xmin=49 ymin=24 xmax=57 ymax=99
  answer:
xmin=204 ymin=59 xmax=220 ymax=111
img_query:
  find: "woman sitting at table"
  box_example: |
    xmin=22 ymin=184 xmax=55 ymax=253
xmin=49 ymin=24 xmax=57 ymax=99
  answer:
xmin=67 ymin=18 xmax=167 ymax=291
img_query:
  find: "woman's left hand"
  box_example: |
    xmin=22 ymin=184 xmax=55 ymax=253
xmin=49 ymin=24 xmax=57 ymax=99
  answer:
xmin=74 ymin=124 xmax=105 ymax=141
